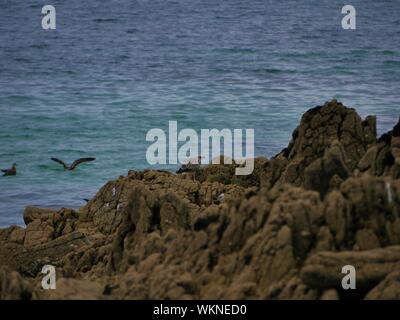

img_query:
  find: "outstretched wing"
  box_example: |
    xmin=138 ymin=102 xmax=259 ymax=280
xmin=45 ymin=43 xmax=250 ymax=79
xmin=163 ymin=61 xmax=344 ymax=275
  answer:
xmin=70 ymin=157 xmax=96 ymax=170
xmin=51 ymin=158 xmax=68 ymax=169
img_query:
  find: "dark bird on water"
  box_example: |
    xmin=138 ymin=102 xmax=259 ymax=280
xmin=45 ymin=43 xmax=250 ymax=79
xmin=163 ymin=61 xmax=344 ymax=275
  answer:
xmin=51 ymin=157 xmax=96 ymax=170
xmin=1 ymin=163 xmax=17 ymax=176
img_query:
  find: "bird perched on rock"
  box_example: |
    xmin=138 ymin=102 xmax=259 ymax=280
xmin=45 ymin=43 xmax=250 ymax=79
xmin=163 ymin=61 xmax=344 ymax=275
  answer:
xmin=51 ymin=157 xmax=96 ymax=170
xmin=176 ymin=156 xmax=203 ymax=174
xmin=1 ymin=163 xmax=17 ymax=176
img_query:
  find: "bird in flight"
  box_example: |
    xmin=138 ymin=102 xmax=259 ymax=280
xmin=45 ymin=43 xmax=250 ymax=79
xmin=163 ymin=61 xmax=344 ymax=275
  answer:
xmin=1 ymin=163 xmax=17 ymax=176
xmin=51 ymin=157 xmax=96 ymax=170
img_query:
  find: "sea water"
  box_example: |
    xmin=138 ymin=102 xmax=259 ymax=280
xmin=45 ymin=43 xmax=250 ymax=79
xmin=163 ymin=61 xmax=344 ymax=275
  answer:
xmin=0 ymin=0 xmax=399 ymax=226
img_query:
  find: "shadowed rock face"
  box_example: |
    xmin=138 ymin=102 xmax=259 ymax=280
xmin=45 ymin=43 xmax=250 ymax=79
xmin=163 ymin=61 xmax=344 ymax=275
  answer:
xmin=261 ymin=100 xmax=377 ymax=195
xmin=1 ymin=100 xmax=400 ymax=300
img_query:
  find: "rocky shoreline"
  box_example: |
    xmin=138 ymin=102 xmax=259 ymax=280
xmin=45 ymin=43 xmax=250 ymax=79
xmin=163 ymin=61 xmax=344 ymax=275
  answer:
xmin=1 ymin=100 xmax=400 ymax=299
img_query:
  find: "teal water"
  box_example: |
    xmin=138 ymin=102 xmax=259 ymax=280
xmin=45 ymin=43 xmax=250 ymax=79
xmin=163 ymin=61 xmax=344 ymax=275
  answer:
xmin=1 ymin=0 xmax=400 ymax=226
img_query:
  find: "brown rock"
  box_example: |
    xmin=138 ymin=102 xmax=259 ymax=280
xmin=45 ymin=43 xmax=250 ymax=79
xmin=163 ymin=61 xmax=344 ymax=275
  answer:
xmin=301 ymin=246 xmax=400 ymax=289
xmin=366 ymin=271 xmax=400 ymax=300
xmin=0 ymin=267 xmax=32 ymax=300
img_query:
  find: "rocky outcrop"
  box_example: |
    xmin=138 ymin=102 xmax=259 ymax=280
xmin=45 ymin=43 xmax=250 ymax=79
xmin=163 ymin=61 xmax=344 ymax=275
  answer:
xmin=0 ymin=100 xmax=399 ymax=300
xmin=0 ymin=267 xmax=31 ymax=300
xmin=365 ymin=271 xmax=400 ymax=300
xmin=358 ymin=116 xmax=400 ymax=178
xmin=262 ymin=100 xmax=377 ymax=195
xmin=301 ymin=246 xmax=400 ymax=289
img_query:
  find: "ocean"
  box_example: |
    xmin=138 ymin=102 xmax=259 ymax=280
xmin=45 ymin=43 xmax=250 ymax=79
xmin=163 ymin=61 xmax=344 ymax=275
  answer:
xmin=0 ymin=0 xmax=399 ymax=227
